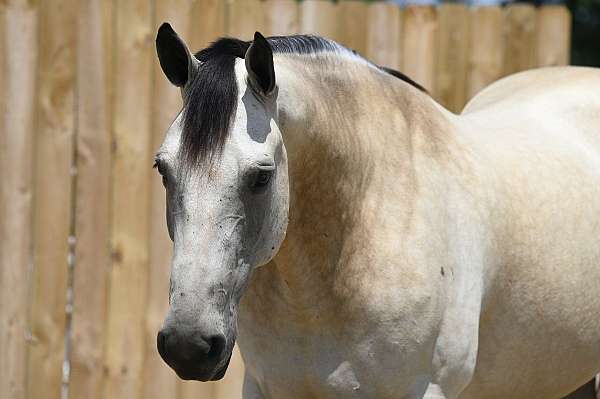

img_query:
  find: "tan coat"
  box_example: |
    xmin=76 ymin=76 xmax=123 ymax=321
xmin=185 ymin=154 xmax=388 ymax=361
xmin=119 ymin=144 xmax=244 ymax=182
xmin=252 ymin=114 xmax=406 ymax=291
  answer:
xmin=238 ymin=62 xmax=600 ymax=399
xmin=154 ymin=27 xmax=600 ymax=398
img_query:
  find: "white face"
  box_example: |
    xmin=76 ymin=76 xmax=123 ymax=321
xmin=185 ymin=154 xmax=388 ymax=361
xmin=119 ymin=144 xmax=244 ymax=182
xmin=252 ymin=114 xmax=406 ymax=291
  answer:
xmin=156 ymin=60 xmax=289 ymax=381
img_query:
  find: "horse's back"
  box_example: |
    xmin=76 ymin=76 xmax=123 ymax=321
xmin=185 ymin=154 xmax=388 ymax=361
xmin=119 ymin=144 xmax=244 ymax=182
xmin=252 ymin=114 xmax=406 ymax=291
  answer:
xmin=461 ymin=66 xmax=600 ymax=183
xmin=463 ymin=66 xmax=600 ymax=115
xmin=458 ymin=66 xmax=600 ymax=399
xmin=463 ymin=66 xmax=600 ymax=155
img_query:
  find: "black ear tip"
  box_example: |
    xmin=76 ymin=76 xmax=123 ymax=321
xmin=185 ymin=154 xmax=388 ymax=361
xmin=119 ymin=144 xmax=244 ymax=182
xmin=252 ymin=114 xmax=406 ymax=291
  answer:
xmin=254 ymin=31 xmax=267 ymax=42
xmin=157 ymin=22 xmax=175 ymax=40
xmin=159 ymin=22 xmax=173 ymax=33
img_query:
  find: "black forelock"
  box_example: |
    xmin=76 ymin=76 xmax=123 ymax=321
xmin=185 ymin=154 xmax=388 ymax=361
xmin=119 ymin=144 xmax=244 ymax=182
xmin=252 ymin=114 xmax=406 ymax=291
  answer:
xmin=179 ymin=35 xmax=427 ymax=172
xmin=179 ymin=39 xmax=246 ymax=172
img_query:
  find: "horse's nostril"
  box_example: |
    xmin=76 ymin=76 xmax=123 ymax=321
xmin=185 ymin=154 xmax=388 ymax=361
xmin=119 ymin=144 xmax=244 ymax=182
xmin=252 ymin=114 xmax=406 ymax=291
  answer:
xmin=207 ymin=334 xmax=226 ymax=360
xmin=157 ymin=330 xmax=168 ymax=359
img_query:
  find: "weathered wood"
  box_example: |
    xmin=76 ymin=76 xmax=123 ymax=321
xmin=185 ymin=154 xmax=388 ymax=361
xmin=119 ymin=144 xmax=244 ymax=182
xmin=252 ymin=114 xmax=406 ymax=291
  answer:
xmin=70 ymin=0 xmax=113 ymax=398
xmin=339 ymin=0 xmax=368 ymax=55
xmin=0 ymin=1 xmax=38 ymax=398
xmin=177 ymin=362 xmax=216 ymax=399
xmin=102 ymin=0 xmax=153 ymax=398
xmin=189 ymin=0 xmax=225 ymax=52
xmin=467 ymin=6 xmax=504 ymax=99
xmin=27 ymin=0 xmax=76 ymax=397
xmin=503 ymin=3 xmax=537 ymax=76
xmin=536 ymin=5 xmax=571 ymax=67
xmin=145 ymin=2 xmax=191 ymax=398
xmin=402 ymin=5 xmax=438 ymax=94
xmin=0 ymin=3 xmax=4 ymax=137
xmin=263 ymin=0 xmax=298 ymax=37
xmin=226 ymin=0 xmax=266 ymax=41
xmin=366 ymin=1 xmax=402 ymax=70
xmin=436 ymin=3 xmax=470 ymax=112
xmin=178 ymin=379 xmax=217 ymax=399
xmin=299 ymin=0 xmax=342 ymax=43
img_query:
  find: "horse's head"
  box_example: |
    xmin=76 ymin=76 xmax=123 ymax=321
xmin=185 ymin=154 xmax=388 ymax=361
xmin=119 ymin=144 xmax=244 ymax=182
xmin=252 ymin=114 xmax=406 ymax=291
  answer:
xmin=154 ymin=24 xmax=288 ymax=381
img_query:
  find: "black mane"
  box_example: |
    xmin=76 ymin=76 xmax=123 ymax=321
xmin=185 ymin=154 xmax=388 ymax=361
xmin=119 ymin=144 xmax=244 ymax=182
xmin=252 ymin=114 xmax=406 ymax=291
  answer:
xmin=180 ymin=35 xmax=426 ymax=171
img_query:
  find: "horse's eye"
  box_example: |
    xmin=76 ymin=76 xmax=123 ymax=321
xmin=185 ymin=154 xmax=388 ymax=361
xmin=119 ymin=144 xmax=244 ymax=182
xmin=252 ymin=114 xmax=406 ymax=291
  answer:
xmin=253 ymin=170 xmax=272 ymax=190
xmin=154 ymin=160 xmax=169 ymax=187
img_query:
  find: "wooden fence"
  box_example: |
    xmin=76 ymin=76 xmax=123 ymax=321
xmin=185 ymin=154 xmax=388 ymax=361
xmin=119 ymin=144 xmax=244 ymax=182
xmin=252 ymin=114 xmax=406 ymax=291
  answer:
xmin=0 ymin=0 xmax=570 ymax=398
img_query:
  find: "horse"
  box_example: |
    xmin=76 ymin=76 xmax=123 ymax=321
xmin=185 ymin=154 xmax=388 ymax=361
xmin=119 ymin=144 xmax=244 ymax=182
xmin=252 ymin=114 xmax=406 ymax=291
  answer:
xmin=153 ymin=22 xmax=600 ymax=399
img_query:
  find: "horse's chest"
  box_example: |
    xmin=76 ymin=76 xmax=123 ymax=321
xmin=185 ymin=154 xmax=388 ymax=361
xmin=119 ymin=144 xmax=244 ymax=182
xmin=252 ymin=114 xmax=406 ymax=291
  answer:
xmin=238 ymin=333 xmax=375 ymax=398
xmin=237 ymin=321 xmax=431 ymax=399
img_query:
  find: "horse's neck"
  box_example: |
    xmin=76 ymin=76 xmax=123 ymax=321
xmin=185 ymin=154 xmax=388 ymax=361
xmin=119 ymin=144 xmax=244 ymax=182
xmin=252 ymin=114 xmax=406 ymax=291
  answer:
xmin=242 ymin=56 xmax=465 ymax=328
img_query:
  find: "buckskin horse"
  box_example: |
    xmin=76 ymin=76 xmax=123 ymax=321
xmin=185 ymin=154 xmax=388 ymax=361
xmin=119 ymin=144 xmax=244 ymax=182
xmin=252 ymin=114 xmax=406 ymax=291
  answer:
xmin=153 ymin=23 xmax=600 ymax=399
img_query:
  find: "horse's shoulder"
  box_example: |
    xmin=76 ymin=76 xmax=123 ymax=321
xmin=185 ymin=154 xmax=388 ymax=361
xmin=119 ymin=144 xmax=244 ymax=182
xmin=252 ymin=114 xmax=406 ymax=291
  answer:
xmin=461 ymin=66 xmax=600 ymax=115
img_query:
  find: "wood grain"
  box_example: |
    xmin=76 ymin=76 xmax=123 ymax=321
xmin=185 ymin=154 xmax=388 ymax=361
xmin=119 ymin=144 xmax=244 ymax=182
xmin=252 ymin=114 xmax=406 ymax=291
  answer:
xmin=263 ymin=0 xmax=299 ymax=37
xmin=467 ymin=6 xmax=504 ymax=99
xmin=436 ymin=3 xmax=470 ymax=112
xmin=27 ymin=0 xmax=76 ymax=397
xmin=503 ymin=3 xmax=537 ymax=76
xmin=536 ymin=5 xmax=571 ymax=67
xmin=0 ymin=1 xmax=38 ymax=398
xmin=102 ymin=0 xmax=153 ymax=398
xmin=339 ymin=0 xmax=368 ymax=55
xmin=189 ymin=0 xmax=225 ymax=52
xmin=226 ymin=0 xmax=266 ymax=41
xmin=70 ymin=1 xmax=113 ymax=397
xmin=402 ymin=5 xmax=438 ymax=94
xmin=299 ymin=0 xmax=342 ymax=43
xmin=366 ymin=1 xmax=403 ymax=70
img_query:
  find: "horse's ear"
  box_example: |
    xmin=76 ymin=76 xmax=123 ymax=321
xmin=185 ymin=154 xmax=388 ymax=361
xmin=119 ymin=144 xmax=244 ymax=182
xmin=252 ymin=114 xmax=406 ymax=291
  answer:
xmin=156 ymin=22 xmax=198 ymax=87
xmin=245 ymin=32 xmax=276 ymax=95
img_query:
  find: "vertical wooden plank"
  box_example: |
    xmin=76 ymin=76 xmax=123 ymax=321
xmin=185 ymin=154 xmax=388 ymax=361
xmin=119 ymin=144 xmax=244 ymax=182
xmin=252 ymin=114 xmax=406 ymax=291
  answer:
xmin=26 ymin=0 xmax=76 ymax=397
xmin=366 ymin=1 xmax=402 ymax=70
xmin=0 ymin=3 xmax=4 ymax=134
xmin=70 ymin=0 xmax=113 ymax=398
xmin=503 ymin=3 xmax=537 ymax=76
xmin=143 ymin=2 xmax=191 ymax=399
xmin=402 ymin=5 xmax=438 ymax=94
xmin=436 ymin=3 xmax=470 ymax=112
xmin=188 ymin=0 xmax=225 ymax=52
xmin=536 ymin=5 xmax=571 ymax=67
xmin=299 ymin=0 xmax=342 ymax=43
xmin=102 ymin=0 xmax=153 ymax=398
xmin=339 ymin=0 xmax=368 ymax=55
xmin=0 ymin=1 xmax=38 ymax=398
xmin=226 ymin=0 xmax=266 ymax=41
xmin=263 ymin=0 xmax=298 ymax=37
xmin=467 ymin=6 xmax=504 ymax=99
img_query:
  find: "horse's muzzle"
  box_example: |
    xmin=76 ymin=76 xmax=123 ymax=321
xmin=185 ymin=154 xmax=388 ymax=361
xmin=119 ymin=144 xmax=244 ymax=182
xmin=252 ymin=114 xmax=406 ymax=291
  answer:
xmin=157 ymin=326 xmax=229 ymax=381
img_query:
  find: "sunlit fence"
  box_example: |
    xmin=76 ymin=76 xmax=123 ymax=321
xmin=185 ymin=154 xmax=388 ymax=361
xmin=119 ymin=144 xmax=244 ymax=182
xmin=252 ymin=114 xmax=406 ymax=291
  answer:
xmin=0 ymin=1 xmax=570 ymax=398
